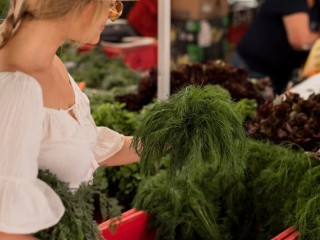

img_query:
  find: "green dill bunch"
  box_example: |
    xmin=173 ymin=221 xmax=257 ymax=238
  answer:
xmin=34 ymin=170 xmax=99 ymax=239
xmin=133 ymin=161 xmax=248 ymax=240
xmin=132 ymin=85 xmax=247 ymax=177
xmin=134 ymin=170 xmax=226 ymax=240
xmin=247 ymin=140 xmax=316 ymax=238
xmin=34 ymin=169 xmax=121 ymax=240
xmin=295 ymin=164 xmax=320 ymax=239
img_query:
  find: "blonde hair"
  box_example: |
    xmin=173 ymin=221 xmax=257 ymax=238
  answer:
xmin=0 ymin=0 xmax=110 ymax=48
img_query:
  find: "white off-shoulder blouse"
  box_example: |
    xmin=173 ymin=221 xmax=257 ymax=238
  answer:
xmin=0 ymin=71 xmax=125 ymax=234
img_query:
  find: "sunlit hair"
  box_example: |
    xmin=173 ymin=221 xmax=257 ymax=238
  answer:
xmin=0 ymin=0 xmax=111 ymax=48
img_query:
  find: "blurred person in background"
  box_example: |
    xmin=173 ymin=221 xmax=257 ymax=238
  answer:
xmin=127 ymin=0 xmax=157 ymax=37
xmin=232 ymin=0 xmax=320 ymax=94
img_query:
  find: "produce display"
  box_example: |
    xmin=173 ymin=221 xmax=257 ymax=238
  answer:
xmin=92 ymin=102 xmax=139 ymax=136
xmin=58 ymin=44 xmax=140 ymax=92
xmin=132 ymin=85 xmax=247 ymax=177
xmin=132 ymin=86 xmax=320 ymax=239
xmin=133 ymin=85 xmax=247 ymax=239
xmin=33 ymin=80 xmax=320 ymax=239
xmin=92 ymin=102 xmax=159 ymax=210
xmin=91 ymin=88 xmax=256 ymax=211
xmin=247 ymin=92 xmax=320 ymax=152
xmin=42 ymin=45 xmax=320 ymax=240
xmin=34 ymin=169 xmax=121 ymax=240
xmin=116 ymin=61 xmax=273 ymax=111
xmin=244 ymin=140 xmax=318 ymax=239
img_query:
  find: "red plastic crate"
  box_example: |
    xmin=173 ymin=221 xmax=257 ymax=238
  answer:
xmin=272 ymin=226 xmax=299 ymax=240
xmin=101 ymin=38 xmax=158 ymax=71
xmin=99 ymin=209 xmax=155 ymax=240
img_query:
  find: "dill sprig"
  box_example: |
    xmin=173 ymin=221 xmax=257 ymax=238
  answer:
xmin=132 ymin=85 xmax=247 ymax=177
xmin=132 ymin=85 xmax=248 ymax=239
xmin=34 ymin=169 xmax=121 ymax=240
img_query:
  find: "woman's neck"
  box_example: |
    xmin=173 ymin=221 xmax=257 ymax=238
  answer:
xmin=0 ymin=18 xmax=68 ymax=73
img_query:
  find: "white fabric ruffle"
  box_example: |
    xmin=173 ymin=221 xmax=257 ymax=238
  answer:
xmin=0 ymin=177 xmax=64 ymax=234
xmin=94 ymin=127 xmax=125 ymax=163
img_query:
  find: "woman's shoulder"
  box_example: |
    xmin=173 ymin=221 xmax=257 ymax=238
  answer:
xmin=0 ymin=71 xmax=42 ymax=91
xmin=0 ymin=71 xmax=43 ymax=107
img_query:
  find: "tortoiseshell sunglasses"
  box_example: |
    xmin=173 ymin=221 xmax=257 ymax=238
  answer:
xmin=108 ymin=0 xmax=123 ymax=22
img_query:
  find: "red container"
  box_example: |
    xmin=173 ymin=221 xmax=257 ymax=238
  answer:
xmin=272 ymin=226 xmax=299 ymax=240
xmin=101 ymin=37 xmax=158 ymax=71
xmin=99 ymin=209 xmax=155 ymax=240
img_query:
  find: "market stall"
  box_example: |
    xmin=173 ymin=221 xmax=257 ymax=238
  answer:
xmin=2 ymin=0 xmax=320 ymax=239
xmin=44 ymin=2 xmax=320 ymax=238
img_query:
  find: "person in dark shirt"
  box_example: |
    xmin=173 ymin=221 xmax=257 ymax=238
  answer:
xmin=232 ymin=0 xmax=320 ymax=94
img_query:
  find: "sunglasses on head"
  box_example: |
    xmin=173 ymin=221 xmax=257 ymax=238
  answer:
xmin=108 ymin=0 xmax=123 ymax=22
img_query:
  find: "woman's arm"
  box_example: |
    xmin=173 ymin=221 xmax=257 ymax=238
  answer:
xmin=283 ymin=12 xmax=319 ymax=50
xmin=0 ymin=232 xmax=38 ymax=240
xmin=98 ymin=136 xmax=140 ymax=166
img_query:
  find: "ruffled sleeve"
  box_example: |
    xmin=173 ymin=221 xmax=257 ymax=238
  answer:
xmin=93 ymin=127 xmax=125 ymax=163
xmin=0 ymin=72 xmax=64 ymax=234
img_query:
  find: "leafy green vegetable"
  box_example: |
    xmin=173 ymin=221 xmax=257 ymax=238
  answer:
xmin=134 ymin=170 xmax=222 ymax=240
xmin=132 ymin=85 xmax=248 ymax=239
xmin=104 ymin=163 xmax=142 ymax=210
xmin=92 ymin=102 xmax=139 ymax=135
xmin=134 ymin=164 xmax=247 ymax=240
xmin=243 ymin=139 xmax=320 ymax=239
xmin=134 ymin=138 xmax=320 ymax=240
xmin=58 ymin=44 xmax=140 ymax=91
xmin=0 ymin=0 xmax=8 ymax=18
xmin=295 ymin=165 xmax=320 ymax=239
xmin=91 ymin=102 xmax=159 ymax=210
xmin=117 ymin=61 xmax=270 ymax=111
xmin=234 ymin=98 xmax=257 ymax=122
xmin=35 ymin=168 xmax=121 ymax=240
xmin=91 ymin=167 xmax=122 ymax=222
xmin=247 ymin=92 xmax=320 ymax=152
xmin=132 ymin=85 xmax=247 ymax=177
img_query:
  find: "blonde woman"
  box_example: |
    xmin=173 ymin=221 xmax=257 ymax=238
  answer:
xmin=0 ymin=0 xmax=140 ymax=239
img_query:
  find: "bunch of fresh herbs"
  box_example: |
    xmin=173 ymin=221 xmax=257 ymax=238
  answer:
xmin=132 ymin=85 xmax=248 ymax=239
xmin=34 ymin=168 xmax=121 ymax=240
xmin=132 ymin=85 xmax=248 ymax=177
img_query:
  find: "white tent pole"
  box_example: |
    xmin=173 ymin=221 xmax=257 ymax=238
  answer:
xmin=157 ymin=0 xmax=171 ymax=101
